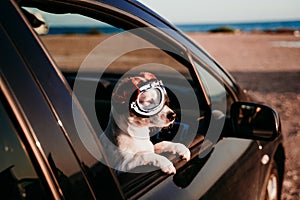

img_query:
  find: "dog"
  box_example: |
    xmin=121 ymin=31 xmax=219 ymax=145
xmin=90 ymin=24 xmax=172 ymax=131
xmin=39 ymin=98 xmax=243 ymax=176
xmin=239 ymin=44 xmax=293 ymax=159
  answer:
xmin=100 ymin=72 xmax=190 ymax=174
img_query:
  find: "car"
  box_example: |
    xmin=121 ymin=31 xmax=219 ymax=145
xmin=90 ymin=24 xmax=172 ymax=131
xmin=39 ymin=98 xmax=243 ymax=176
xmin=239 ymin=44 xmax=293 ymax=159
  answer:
xmin=0 ymin=0 xmax=285 ymax=199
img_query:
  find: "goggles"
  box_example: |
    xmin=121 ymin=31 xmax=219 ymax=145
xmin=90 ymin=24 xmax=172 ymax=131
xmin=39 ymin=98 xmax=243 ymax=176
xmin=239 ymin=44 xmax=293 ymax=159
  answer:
xmin=130 ymin=80 xmax=167 ymax=117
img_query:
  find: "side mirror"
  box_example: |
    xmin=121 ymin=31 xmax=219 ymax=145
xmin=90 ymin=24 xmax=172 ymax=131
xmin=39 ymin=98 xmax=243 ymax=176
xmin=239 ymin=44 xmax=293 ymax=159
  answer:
xmin=230 ymin=102 xmax=281 ymax=141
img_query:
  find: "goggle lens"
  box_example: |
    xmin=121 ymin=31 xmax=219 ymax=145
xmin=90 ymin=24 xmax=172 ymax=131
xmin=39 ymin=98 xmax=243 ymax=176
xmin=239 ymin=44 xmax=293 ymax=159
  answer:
xmin=130 ymin=80 xmax=166 ymax=117
xmin=138 ymin=88 xmax=162 ymax=111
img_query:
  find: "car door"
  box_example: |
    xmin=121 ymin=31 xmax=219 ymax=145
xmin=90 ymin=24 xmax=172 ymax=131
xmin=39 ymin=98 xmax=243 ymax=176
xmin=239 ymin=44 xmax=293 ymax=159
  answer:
xmin=136 ymin=55 xmax=264 ymax=200
xmin=191 ymin=58 xmax=263 ymax=199
xmin=0 ymin=1 xmax=123 ymax=199
xmin=14 ymin=0 xmax=265 ymax=199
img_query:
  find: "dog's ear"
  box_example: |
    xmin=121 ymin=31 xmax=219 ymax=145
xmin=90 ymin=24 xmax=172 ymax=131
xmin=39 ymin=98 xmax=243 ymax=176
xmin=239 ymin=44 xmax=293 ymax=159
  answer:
xmin=139 ymin=72 xmax=157 ymax=81
xmin=111 ymin=73 xmax=160 ymax=115
xmin=112 ymin=78 xmax=130 ymax=105
xmin=112 ymin=77 xmax=142 ymax=105
xmin=130 ymin=76 xmax=144 ymax=87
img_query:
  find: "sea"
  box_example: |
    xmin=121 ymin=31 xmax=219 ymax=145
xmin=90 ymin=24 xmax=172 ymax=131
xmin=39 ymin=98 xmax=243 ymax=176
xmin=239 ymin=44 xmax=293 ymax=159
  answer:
xmin=47 ymin=20 xmax=300 ymax=35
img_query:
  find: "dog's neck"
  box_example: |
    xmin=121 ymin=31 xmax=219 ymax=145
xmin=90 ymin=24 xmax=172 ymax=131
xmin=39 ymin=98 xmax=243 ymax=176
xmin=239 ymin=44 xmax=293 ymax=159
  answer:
xmin=111 ymin=108 xmax=150 ymax=140
xmin=127 ymin=124 xmax=150 ymax=140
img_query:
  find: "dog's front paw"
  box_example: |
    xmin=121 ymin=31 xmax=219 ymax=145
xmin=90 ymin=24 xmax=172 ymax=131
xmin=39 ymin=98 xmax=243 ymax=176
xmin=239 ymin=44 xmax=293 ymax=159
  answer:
xmin=161 ymin=163 xmax=176 ymax=174
xmin=175 ymin=144 xmax=191 ymax=161
xmin=180 ymin=149 xmax=191 ymax=161
xmin=157 ymin=156 xmax=176 ymax=174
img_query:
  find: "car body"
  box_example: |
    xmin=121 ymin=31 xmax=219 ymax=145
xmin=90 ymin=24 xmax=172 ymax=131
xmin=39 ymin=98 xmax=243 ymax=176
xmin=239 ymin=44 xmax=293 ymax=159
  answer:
xmin=0 ymin=0 xmax=285 ymax=199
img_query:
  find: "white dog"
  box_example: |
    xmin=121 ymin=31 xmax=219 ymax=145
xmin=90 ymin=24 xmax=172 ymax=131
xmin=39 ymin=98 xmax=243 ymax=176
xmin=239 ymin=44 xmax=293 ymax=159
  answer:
xmin=100 ymin=72 xmax=190 ymax=174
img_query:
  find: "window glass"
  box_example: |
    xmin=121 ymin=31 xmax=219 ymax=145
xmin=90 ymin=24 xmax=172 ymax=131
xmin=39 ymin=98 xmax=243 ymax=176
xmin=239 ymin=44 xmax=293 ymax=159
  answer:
xmin=193 ymin=60 xmax=234 ymax=116
xmin=0 ymin=100 xmax=50 ymax=199
xmin=22 ymin=7 xmax=123 ymax=72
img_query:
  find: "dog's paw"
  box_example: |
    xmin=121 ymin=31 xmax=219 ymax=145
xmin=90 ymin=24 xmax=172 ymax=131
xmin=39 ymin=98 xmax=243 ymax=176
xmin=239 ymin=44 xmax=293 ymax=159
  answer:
xmin=180 ymin=149 xmax=191 ymax=161
xmin=161 ymin=163 xmax=176 ymax=174
xmin=157 ymin=156 xmax=176 ymax=174
xmin=175 ymin=144 xmax=191 ymax=161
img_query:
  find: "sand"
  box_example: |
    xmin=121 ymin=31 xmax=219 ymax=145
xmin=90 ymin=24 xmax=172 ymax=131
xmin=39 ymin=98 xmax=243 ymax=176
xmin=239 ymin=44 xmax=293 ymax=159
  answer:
xmin=188 ymin=32 xmax=300 ymax=200
xmin=42 ymin=32 xmax=300 ymax=199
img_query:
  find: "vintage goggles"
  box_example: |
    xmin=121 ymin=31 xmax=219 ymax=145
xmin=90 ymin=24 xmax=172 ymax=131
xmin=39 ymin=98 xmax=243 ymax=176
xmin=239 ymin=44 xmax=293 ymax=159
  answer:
xmin=130 ymin=80 xmax=167 ymax=117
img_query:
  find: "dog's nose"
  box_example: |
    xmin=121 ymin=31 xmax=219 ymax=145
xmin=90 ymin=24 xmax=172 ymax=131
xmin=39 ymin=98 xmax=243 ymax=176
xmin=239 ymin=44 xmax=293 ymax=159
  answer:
xmin=167 ymin=112 xmax=176 ymax=121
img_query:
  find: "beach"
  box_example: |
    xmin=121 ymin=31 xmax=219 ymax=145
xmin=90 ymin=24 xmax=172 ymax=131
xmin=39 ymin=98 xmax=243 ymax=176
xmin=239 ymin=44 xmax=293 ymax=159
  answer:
xmin=188 ymin=32 xmax=300 ymax=200
xmin=42 ymin=32 xmax=300 ymax=199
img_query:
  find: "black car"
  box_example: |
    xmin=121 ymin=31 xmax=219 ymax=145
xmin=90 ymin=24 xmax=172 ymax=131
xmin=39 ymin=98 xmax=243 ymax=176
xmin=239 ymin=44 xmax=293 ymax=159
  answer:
xmin=0 ymin=0 xmax=285 ymax=199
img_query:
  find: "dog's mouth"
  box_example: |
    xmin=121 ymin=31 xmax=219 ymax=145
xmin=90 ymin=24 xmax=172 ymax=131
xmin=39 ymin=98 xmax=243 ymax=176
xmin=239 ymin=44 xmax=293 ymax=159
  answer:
xmin=165 ymin=118 xmax=176 ymax=128
xmin=158 ymin=111 xmax=176 ymax=128
xmin=167 ymin=111 xmax=176 ymax=122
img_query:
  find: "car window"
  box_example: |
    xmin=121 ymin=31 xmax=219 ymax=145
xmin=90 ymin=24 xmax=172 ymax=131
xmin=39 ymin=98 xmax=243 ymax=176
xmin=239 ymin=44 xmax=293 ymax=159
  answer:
xmin=21 ymin=6 xmax=211 ymax=198
xmin=0 ymin=97 xmax=50 ymax=199
xmin=192 ymin=59 xmax=234 ymax=116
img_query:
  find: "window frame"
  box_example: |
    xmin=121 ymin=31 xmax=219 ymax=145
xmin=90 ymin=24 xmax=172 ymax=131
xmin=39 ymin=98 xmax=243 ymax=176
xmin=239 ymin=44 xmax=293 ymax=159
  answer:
xmin=0 ymin=1 xmax=103 ymax=198
xmin=190 ymin=54 xmax=237 ymax=118
xmin=0 ymin=80 xmax=58 ymax=199
xmin=0 ymin=8 xmax=63 ymax=194
xmin=191 ymin=53 xmax=239 ymax=103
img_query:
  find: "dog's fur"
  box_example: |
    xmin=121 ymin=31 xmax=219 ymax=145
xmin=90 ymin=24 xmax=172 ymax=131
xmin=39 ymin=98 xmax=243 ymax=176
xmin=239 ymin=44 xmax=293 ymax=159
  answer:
xmin=100 ymin=72 xmax=190 ymax=174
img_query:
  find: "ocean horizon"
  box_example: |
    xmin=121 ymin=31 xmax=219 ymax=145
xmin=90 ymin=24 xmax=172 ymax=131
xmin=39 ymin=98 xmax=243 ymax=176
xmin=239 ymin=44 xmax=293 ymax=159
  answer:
xmin=47 ymin=20 xmax=300 ymax=35
xmin=177 ymin=20 xmax=300 ymax=33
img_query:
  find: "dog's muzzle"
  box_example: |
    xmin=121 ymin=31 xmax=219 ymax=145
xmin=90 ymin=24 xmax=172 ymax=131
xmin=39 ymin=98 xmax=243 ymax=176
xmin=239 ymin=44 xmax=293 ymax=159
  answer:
xmin=130 ymin=80 xmax=167 ymax=117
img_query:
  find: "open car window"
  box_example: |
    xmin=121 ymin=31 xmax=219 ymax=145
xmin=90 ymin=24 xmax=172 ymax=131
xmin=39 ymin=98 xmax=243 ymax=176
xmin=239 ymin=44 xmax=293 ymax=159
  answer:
xmin=21 ymin=5 xmax=213 ymax=198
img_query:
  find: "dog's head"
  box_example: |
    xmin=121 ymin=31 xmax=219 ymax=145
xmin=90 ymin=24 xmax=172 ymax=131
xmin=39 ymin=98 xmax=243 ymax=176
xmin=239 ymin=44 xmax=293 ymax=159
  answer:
xmin=112 ymin=72 xmax=176 ymax=128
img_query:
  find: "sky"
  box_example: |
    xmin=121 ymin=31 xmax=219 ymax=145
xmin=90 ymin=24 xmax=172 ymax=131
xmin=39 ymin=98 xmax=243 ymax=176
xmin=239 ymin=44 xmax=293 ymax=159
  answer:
xmin=27 ymin=0 xmax=300 ymax=27
xmin=139 ymin=0 xmax=300 ymax=24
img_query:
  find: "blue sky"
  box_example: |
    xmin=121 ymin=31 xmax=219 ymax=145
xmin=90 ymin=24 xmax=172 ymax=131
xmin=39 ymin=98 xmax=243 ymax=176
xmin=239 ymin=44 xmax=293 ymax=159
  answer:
xmin=139 ymin=0 xmax=300 ymax=24
xmin=28 ymin=0 xmax=300 ymax=27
